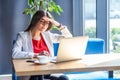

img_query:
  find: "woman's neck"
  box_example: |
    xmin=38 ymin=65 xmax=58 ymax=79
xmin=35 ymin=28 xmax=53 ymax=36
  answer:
xmin=30 ymin=29 xmax=41 ymax=40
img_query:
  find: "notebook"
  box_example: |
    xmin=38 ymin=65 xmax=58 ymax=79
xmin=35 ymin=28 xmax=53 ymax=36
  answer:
xmin=51 ymin=36 xmax=89 ymax=63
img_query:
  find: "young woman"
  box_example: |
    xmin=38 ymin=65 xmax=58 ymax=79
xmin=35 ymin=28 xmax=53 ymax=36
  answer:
xmin=12 ymin=9 xmax=72 ymax=80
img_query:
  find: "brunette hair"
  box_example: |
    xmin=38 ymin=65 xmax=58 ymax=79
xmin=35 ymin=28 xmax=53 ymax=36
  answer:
xmin=25 ymin=10 xmax=53 ymax=31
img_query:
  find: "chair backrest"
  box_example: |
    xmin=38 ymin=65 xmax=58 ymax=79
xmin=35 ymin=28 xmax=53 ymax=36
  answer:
xmin=12 ymin=40 xmax=18 ymax=80
xmin=53 ymin=43 xmax=59 ymax=56
xmin=85 ymin=38 xmax=105 ymax=54
xmin=53 ymin=38 xmax=105 ymax=56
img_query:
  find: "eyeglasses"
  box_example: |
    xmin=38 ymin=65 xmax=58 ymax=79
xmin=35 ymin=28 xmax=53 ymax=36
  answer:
xmin=39 ymin=19 xmax=49 ymax=25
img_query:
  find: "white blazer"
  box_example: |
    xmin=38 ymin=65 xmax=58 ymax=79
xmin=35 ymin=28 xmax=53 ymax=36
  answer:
xmin=12 ymin=27 xmax=72 ymax=59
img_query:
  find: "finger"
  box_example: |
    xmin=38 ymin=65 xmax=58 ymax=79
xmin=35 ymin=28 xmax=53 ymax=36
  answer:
xmin=44 ymin=53 xmax=49 ymax=56
xmin=42 ymin=16 xmax=50 ymax=21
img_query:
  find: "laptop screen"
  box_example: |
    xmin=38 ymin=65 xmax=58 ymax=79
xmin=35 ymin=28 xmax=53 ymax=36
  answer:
xmin=55 ymin=36 xmax=88 ymax=63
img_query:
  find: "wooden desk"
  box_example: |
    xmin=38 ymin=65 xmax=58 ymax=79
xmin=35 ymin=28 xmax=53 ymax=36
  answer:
xmin=13 ymin=54 xmax=120 ymax=76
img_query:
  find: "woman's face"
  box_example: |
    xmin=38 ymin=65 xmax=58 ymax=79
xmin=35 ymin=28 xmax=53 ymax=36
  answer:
xmin=36 ymin=16 xmax=50 ymax=32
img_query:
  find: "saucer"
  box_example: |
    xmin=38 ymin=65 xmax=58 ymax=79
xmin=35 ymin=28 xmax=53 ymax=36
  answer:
xmin=34 ymin=60 xmax=50 ymax=65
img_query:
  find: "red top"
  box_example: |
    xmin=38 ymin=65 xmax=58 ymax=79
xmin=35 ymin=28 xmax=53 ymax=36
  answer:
xmin=32 ymin=36 xmax=50 ymax=55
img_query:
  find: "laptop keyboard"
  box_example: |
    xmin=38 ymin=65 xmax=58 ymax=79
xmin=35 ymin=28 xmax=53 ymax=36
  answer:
xmin=49 ymin=57 xmax=57 ymax=62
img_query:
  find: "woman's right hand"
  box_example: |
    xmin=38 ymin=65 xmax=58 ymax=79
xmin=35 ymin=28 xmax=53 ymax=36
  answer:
xmin=40 ymin=51 xmax=50 ymax=56
xmin=34 ymin=54 xmax=39 ymax=58
xmin=34 ymin=51 xmax=50 ymax=57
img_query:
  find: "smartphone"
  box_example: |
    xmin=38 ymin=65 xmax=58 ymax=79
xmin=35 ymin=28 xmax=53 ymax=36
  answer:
xmin=26 ymin=59 xmax=35 ymax=63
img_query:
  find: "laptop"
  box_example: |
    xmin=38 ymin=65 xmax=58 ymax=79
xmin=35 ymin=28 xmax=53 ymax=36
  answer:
xmin=51 ymin=36 xmax=89 ymax=63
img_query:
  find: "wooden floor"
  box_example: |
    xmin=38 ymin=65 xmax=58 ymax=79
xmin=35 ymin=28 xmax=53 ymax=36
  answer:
xmin=0 ymin=75 xmax=12 ymax=80
xmin=0 ymin=72 xmax=120 ymax=80
xmin=114 ymin=70 xmax=120 ymax=78
xmin=0 ymin=77 xmax=11 ymax=80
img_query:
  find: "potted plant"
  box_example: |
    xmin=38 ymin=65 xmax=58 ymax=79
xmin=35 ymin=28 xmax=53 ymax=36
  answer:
xmin=23 ymin=0 xmax=63 ymax=18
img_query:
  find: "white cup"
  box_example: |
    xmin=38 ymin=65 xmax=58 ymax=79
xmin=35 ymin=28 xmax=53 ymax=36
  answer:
xmin=37 ymin=55 xmax=50 ymax=64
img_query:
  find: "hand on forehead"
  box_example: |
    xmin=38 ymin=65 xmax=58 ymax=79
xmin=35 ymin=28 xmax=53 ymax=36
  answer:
xmin=42 ymin=16 xmax=53 ymax=24
xmin=42 ymin=16 xmax=50 ymax=22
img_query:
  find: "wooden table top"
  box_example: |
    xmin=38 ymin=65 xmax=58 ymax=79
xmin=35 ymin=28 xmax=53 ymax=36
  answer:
xmin=13 ymin=53 xmax=120 ymax=76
